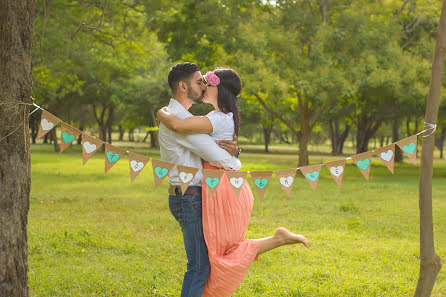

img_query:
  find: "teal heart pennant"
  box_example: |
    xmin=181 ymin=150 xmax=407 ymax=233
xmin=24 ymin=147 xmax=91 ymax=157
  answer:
xmin=202 ymin=169 xmax=224 ymax=198
xmin=250 ymin=171 xmax=272 ymax=199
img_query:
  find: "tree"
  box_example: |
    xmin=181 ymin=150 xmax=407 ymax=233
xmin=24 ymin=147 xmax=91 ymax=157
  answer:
xmin=0 ymin=1 xmax=35 ymax=296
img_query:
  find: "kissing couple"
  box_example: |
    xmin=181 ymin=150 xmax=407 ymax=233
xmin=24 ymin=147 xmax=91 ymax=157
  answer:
xmin=157 ymin=62 xmax=310 ymax=297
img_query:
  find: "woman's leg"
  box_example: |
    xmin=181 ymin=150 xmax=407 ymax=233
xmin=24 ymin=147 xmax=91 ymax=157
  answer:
xmin=254 ymin=227 xmax=310 ymax=255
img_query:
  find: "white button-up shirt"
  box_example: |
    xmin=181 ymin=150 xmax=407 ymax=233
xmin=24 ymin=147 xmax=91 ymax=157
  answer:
xmin=158 ymin=99 xmax=241 ymax=186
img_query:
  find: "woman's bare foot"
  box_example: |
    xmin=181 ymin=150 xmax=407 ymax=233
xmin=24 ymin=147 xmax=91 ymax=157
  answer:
xmin=274 ymin=227 xmax=310 ymax=248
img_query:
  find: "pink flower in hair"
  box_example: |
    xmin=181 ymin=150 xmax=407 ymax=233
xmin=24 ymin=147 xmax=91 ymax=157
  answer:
xmin=204 ymin=71 xmax=220 ymax=86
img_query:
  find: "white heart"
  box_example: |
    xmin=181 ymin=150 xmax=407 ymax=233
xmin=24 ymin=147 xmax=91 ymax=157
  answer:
xmin=179 ymin=172 xmax=193 ymax=183
xmin=329 ymin=166 xmax=344 ymax=177
xmin=83 ymin=141 xmax=97 ymax=154
xmin=130 ymin=160 xmax=144 ymax=172
xmin=41 ymin=119 xmax=54 ymax=131
xmin=230 ymin=177 xmax=244 ymax=189
xmin=380 ymin=150 xmax=394 ymax=162
xmin=279 ymin=176 xmax=294 ymax=188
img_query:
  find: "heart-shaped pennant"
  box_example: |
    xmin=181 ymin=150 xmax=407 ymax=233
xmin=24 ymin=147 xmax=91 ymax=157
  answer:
xmin=81 ymin=133 xmax=104 ymax=165
xmin=177 ymin=165 xmax=199 ymax=194
xmin=374 ymin=144 xmax=395 ymax=174
xmin=60 ymin=122 xmax=82 ymax=153
xmin=352 ymin=151 xmax=374 ymax=181
xmin=104 ymin=143 xmax=127 ymax=173
xmin=128 ymin=152 xmax=151 ymax=182
xmin=37 ymin=110 xmax=61 ymax=139
xmin=274 ymin=168 xmax=297 ymax=198
xmin=299 ymin=164 xmax=322 ymax=191
xmin=325 ymin=159 xmax=346 ymax=188
xmin=202 ymin=169 xmax=224 ymax=198
xmin=396 ymin=135 xmax=418 ymax=165
xmin=250 ymin=171 xmax=272 ymax=200
xmin=151 ymin=159 xmax=175 ymax=188
xmin=225 ymin=171 xmax=247 ymax=198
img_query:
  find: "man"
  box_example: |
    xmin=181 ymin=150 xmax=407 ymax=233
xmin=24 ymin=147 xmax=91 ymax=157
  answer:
xmin=158 ymin=62 xmax=241 ymax=296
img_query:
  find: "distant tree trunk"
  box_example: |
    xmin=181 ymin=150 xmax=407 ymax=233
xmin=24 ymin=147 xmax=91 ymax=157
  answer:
xmin=392 ymin=116 xmax=403 ymax=162
xmin=380 ymin=136 xmax=384 ymax=148
xmin=29 ymin=114 xmax=39 ymax=144
xmin=43 ymin=133 xmax=49 ymax=144
xmin=406 ymin=117 xmax=412 ymax=137
xmin=414 ymin=2 xmax=445 ymax=295
xmin=355 ymin=114 xmax=381 ymax=153
xmin=329 ymin=119 xmax=350 ymax=155
xmin=106 ymin=105 xmax=114 ymax=144
xmin=77 ymin=125 xmax=84 ymax=145
xmin=50 ymin=128 xmax=59 ymax=152
xmin=435 ymin=126 xmax=445 ymax=159
xmin=128 ymin=128 xmax=134 ymax=142
xmin=0 ymin=1 xmax=35 ymax=296
xmin=118 ymin=125 xmax=124 ymax=141
xmin=262 ymin=123 xmax=273 ymax=153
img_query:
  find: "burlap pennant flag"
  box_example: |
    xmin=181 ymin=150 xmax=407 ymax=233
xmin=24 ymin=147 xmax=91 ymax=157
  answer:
xmin=37 ymin=110 xmax=61 ymax=139
xmin=202 ymin=169 xmax=224 ymax=198
xmin=60 ymin=122 xmax=82 ymax=153
xmin=324 ymin=159 xmax=346 ymax=188
xmin=81 ymin=133 xmax=104 ymax=165
xmin=128 ymin=152 xmax=151 ymax=182
xmin=104 ymin=143 xmax=127 ymax=174
xmin=177 ymin=165 xmax=199 ymax=194
xmin=151 ymin=159 xmax=175 ymax=188
xmin=396 ymin=135 xmax=418 ymax=165
xmin=374 ymin=144 xmax=395 ymax=174
xmin=225 ymin=171 xmax=247 ymax=198
xmin=299 ymin=164 xmax=322 ymax=191
xmin=274 ymin=169 xmax=297 ymax=198
xmin=250 ymin=171 xmax=273 ymax=200
xmin=352 ymin=151 xmax=374 ymax=181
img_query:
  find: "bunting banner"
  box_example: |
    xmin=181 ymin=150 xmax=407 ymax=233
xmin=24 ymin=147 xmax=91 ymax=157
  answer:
xmin=202 ymin=169 xmax=224 ymax=198
xmin=177 ymin=165 xmax=199 ymax=195
xmin=81 ymin=133 xmax=104 ymax=165
xmin=128 ymin=152 xmax=151 ymax=182
xmin=352 ymin=151 xmax=374 ymax=181
xmin=274 ymin=169 xmax=297 ymax=198
xmin=151 ymin=159 xmax=175 ymax=188
xmin=60 ymin=122 xmax=82 ymax=153
xmin=324 ymin=159 xmax=346 ymax=188
xmin=37 ymin=110 xmax=61 ymax=139
xmin=374 ymin=144 xmax=395 ymax=174
xmin=225 ymin=171 xmax=247 ymax=198
xmin=299 ymin=164 xmax=322 ymax=191
xmin=250 ymin=171 xmax=273 ymax=200
xmin=104 ymin=143 xmax=127 ymax=174
xmin=396 ymin=135 xmax=418 ymax=165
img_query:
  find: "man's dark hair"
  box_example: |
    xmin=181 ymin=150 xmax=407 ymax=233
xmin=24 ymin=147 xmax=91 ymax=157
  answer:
xmin=168 ymin=62 xmax=200 ymax=92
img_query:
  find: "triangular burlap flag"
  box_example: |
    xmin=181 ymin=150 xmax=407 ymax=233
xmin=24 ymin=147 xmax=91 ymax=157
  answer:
xmin=324 ymin=159 xmax=346 ymax=188
xmin=274 ymin=169 xmax=297 ymax=198
xmin=374 ymin=144 xmax=395 ymax=174
xmin=299 ymin=164 xmax=322 ymax=191
xmin=128 ymin=152 xmax=151 ymax=182
xmin=104 ymin=143 xmax=127 ymax=174
xmin=225 ymin=171 xmax=247 ymax=198
xmin=60 ymin=122 xmax=82 ymax=153
xmin=37 ymin=110 xmax=61 ymax=139
xmin=351 ymin=151 xmax=374 ymax=181
xmin=177 ymin=165 xmax=199 ymax=194
xmin=202 ymin=169 xmax=225 ymax=198
xmin=396 ymin=135 xmax=418 ymax=165
xmin=81 ymin=133 xmax=104 ymax=165
xmin=250 ymin=171 xmax=273 ymax=200
xmin=151 ymin=159 xmax=175 ymax=188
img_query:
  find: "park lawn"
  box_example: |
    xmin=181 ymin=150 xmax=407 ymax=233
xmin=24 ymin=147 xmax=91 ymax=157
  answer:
xmin=28 ymin=143 xmax=446 ymax=296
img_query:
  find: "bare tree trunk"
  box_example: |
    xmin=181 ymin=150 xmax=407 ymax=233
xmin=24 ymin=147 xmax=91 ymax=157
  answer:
xmin=118 ymin=125 xmax=125 ymax=141
xmin=435 ymin=126 xmax=445 ymax=159
xmin=393 ymin=116 xmax=403 ymax=162
xmin=414 ymin=2 xmax=445 ymax=295
xmin=0 ymin=1 xmax=35 ymax=296
xmin=262 ymin=123 xmax=273 ymax=153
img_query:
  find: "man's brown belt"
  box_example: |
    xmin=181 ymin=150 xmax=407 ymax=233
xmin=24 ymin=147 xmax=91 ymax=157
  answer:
xmin=168 ymin=185 xmax=202 ymax=196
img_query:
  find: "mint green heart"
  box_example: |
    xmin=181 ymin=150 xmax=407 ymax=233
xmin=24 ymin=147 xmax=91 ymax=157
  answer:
xmin=106 ymin=151 xmax=120 ymax=163
xmin=254 ymin=178 xmax=268 ymax=190
xmin=62 ymin=131 xmax=75 ymax=143
xmin=305 ymin=171 xmax=319 ymax=182
xmin=154 ymin=166 xmax=168 ymax=178
xmin=206 ymin=177 xmax=220 ymax=189
xmin=402 ymin=142 xmax=416 ymax=155
xmin=357 ymin=158 xmax=371 ymax=171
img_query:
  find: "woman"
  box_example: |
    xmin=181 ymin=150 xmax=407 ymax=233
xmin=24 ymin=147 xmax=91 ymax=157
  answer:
xmin=157 ymin=68 xmax=309 ymax=296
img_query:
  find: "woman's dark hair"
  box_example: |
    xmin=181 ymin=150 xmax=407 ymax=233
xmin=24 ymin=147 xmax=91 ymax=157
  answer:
xmin=168 ymin=62 xmax=200 ymax=92
xmin=213 ymin=68 xmax=241 ymax=136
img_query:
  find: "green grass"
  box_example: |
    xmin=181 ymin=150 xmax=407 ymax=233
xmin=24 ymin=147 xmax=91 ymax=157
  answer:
xmin=28 ymin=143 xmax=446 ymax=296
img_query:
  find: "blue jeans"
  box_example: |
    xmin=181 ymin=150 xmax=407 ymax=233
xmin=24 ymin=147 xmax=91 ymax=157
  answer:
xmin=169 ymin=188 xmax=210 ymax=297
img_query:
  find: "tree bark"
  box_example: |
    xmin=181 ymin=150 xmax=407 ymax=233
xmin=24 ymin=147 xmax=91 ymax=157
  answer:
xmin=0 ymin=1 xmax=35 ymax=296
xmin=393 ymin=116 xmax=403 ymax=162
xmin=435 ymin=126 xmax=445 ymax=159
xmin=414 ymin=1 xmax=445 ymax=295
xmin=262 ymin=123 xmax=273 ymax=153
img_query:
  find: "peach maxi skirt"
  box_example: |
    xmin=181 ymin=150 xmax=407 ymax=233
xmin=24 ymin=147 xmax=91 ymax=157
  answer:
xmin=201 ymin=163 xmax=259 ymax=297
